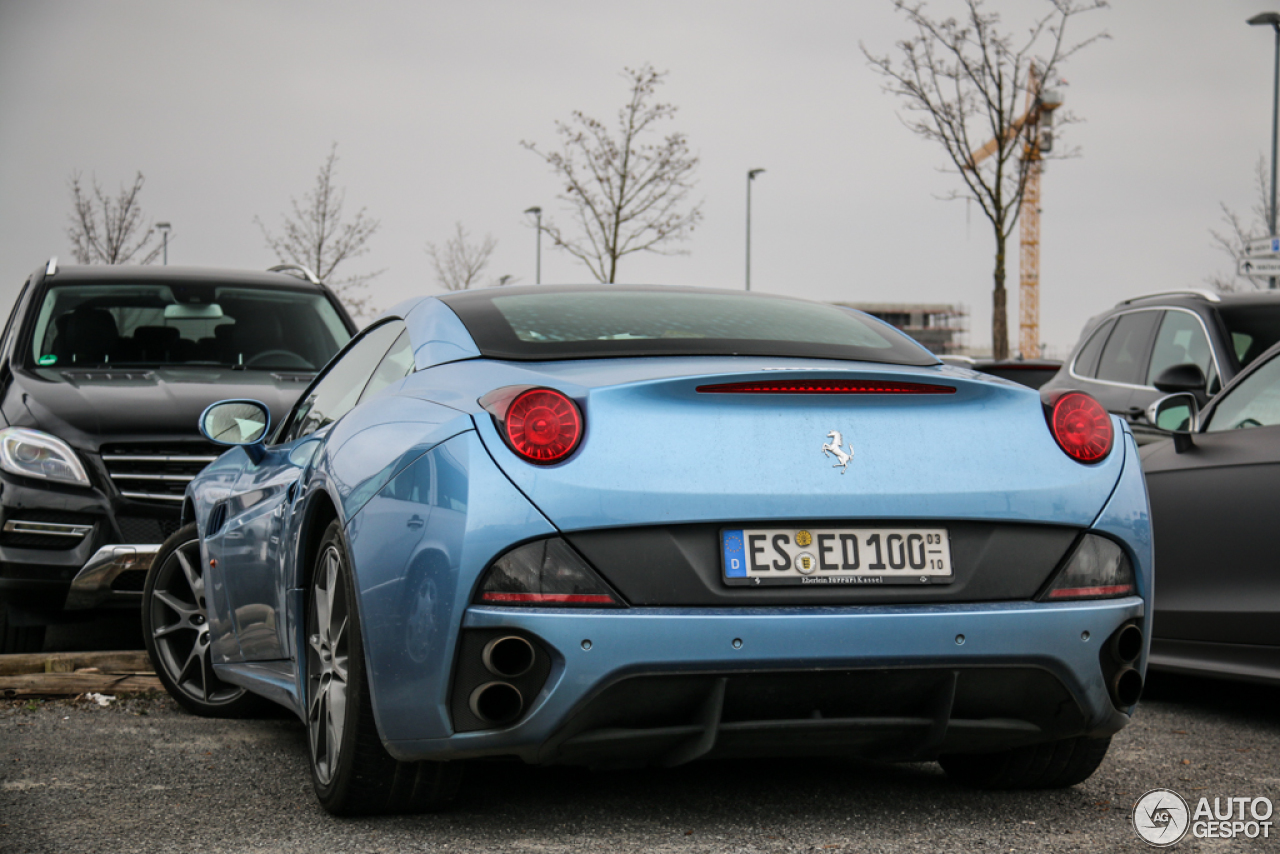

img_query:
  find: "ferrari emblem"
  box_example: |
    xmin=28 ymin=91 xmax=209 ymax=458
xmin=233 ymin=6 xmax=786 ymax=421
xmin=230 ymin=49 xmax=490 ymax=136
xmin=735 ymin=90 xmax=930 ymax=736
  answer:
xmin=822 ymin=430 xmax=853 ymax=473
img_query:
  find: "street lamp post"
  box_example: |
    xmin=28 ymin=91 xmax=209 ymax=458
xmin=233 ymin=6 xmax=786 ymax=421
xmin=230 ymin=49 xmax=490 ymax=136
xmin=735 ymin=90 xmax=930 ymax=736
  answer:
xmin=1249 ymin=12 xmax=1280 ymax=289
xmin=156 ymin=222 xmax=171 ymax=266
xmin=524 ymin=207 xmax=542 ymax=284
xmin=745 ymin=169 xmax=765 ymax=290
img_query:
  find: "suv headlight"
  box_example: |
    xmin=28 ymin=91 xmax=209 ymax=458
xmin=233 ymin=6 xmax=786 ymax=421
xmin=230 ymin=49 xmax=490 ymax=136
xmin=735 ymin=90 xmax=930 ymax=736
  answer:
xmin=0 ymin=427 xmax=91 ymax=487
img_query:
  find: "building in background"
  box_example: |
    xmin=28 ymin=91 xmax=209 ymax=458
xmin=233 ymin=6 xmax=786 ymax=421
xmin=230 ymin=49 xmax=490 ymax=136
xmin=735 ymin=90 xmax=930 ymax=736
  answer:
xmin=836 ymin=302 xmax=969 ymax=355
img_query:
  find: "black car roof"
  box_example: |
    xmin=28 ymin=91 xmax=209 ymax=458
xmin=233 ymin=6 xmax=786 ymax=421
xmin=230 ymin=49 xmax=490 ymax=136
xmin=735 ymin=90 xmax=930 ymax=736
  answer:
xmin=40 ymin=265 xmax=326 ymax=292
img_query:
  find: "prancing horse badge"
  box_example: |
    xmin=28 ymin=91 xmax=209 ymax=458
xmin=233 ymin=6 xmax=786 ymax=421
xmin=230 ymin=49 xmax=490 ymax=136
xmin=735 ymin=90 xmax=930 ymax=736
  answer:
xmin=822 ymin=430 xmax=853 ymax=473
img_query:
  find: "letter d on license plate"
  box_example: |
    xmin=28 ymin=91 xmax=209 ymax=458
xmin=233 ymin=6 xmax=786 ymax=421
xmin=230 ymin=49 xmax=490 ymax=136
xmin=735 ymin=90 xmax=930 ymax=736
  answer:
xmin=722 ymin=526 xmax=953 ymax=586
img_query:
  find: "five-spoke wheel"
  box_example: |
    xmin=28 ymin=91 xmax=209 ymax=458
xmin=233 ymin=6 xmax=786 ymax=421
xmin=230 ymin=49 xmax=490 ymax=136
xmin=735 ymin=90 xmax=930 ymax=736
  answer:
xmin=143 ymin=524 xmax=261 ymax=717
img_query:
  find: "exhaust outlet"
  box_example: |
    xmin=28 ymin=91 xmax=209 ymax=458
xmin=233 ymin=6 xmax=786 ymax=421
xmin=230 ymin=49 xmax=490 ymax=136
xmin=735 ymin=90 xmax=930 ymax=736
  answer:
xmin=1110 ymin=624 xmax=1144 ymax=664
xmin=469 ymin=681 xmax=524 ymax=725
xmin=1111 ymin=667 xmax=1144 ymax=707
xmin=482 ymin=635 xmax=536 ymax=678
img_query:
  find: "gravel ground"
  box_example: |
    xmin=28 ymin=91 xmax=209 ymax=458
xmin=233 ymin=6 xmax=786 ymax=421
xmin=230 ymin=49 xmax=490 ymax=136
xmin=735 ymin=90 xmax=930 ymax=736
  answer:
xmin=2 ymin=672 xmax=1278 ymax=853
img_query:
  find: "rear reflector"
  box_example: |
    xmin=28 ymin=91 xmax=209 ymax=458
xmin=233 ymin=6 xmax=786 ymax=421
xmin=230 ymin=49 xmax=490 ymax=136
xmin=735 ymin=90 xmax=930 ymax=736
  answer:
xmin=479 ymin=592 xmax=618 ymax=605
xmin=696 ymin=380 xmax=956 ymax=394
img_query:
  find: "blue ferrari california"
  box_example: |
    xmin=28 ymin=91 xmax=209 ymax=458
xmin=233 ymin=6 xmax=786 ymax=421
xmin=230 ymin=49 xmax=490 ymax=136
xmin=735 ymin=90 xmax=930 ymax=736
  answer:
xmin=142 ymin=285 xmax=1152 ymax=814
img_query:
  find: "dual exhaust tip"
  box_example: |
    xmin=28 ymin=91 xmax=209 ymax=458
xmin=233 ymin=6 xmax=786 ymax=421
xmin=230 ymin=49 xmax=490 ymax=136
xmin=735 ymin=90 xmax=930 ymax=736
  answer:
xmin=469 ymin=636 xmax=536 ymax=725
xmin=1108 ymin=624 xmax=1144 ymax=707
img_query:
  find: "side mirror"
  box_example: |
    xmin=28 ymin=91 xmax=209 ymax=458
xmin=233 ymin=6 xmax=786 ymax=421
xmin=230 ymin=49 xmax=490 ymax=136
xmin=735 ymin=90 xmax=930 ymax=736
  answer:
xmin=1153 ymin=363 xmax=1207 ymax=397
xmin=1146 ymin=393 xmax=1199 ymax=453
xmin=200 ymin=399 xmax=272 ymax=463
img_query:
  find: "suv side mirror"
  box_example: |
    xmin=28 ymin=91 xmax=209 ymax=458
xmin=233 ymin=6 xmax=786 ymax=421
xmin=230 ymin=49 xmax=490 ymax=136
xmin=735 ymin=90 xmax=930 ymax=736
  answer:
xmin=1153 ymin=363 xmax=1207 ymax=397
xmin=1146 ymin=393 xmax=1199 ymax=453
xmin=200 ymin=399 xmax=271 ymax=463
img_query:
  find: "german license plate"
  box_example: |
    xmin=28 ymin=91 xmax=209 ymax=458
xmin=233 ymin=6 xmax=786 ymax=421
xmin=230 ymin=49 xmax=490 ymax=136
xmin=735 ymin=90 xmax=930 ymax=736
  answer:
xmin=722 ymin=527 xmax=953 ymax=586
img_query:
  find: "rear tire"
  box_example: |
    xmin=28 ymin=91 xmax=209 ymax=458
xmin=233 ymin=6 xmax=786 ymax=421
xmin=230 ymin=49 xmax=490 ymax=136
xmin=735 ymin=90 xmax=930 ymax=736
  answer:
xmin=306 ymin=521 xmax=462 ymax=815
xmin=143 ymin=524 xmax=265 ymax=717
xmin=940 ymin=735 xmax=1112 ymax=789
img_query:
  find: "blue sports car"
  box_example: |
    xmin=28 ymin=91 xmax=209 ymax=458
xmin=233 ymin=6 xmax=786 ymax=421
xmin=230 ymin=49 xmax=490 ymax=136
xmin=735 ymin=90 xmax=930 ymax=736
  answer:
xmin=142 ymin=285 xmax=1152 ymax=815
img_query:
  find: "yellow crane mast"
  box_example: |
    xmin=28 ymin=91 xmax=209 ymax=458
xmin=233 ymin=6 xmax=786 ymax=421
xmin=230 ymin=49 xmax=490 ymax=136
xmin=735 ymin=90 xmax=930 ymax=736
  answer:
xmin=967 ymin=66 xmax=1062 ymax=359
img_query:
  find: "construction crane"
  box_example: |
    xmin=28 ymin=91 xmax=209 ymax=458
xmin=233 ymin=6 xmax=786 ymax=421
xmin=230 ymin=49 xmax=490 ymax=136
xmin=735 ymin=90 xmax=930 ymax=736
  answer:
xmin=966 ymin=65 xmax=1062 ymax=359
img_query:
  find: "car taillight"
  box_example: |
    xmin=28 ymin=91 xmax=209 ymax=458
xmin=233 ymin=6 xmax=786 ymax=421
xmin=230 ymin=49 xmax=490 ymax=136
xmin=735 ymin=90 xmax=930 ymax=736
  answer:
xmin=1043 ymin=391 xmax=1113 ymax=463
xmin=479 ymin=386 xmax=583 ymax=464
xmin=475 ymin=538 xmax=624 ymax=607
xmin=1037 ymin=534 xmax=1136 ymax=601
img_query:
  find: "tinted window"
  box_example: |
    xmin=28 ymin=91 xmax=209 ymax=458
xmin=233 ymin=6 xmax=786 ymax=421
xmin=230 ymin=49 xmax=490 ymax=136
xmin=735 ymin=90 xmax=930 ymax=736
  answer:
xmin=1206 ymin=351 xmax=1280 ymax=432
xmin=28 ymin=282 xmax=350 ymax=371
xmin=1095 ymin=311 xmax=1159 ymax=385
xmin=1216 ymin=303 xmax=1280 ymax=368
xmin=357 ymin=329 xmax=414 ymax=405
xmin=439 ymin=286 xmax=937 ymax=366
xmin=1072 ymin=319 xmax=1114 ymax=379
xmin=1146 ymin=310 xmax=1219 ymax=393
xmin=284 ymin=321 xmax=403 ymax=442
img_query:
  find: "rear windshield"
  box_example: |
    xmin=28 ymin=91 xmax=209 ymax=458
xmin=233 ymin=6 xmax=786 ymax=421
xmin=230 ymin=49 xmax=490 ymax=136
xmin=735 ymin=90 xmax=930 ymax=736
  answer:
xmin=28 ymin=283 xmax=352 ymax=371
xmin=1217 ymin=303 xmax=1280 ymax=368
xmin=439 ymin=287 xmax=938 ymax=365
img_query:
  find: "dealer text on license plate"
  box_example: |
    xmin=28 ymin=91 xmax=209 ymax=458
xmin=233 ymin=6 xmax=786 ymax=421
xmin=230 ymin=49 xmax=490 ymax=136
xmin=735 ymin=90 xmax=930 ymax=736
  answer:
xmin=722 ymin=527 xmax=953 ymax=586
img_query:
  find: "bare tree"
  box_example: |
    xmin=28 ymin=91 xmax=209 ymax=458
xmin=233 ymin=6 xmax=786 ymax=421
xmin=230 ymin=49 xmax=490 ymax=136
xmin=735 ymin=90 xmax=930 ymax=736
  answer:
xmin=522 ymin=63 xmax=702 ymax=283
xmin=66 ymin=171 xmax=163 ymax=265
xmin=426 ymin=223 xmax=500 ymax=290
xmin=1208 ymin=156 xmax=1272 ymax=292
xmin=863 ymin=0 xmax=1106 ymax=359
xmin=257 ymin=143 xmax=382 ymax=317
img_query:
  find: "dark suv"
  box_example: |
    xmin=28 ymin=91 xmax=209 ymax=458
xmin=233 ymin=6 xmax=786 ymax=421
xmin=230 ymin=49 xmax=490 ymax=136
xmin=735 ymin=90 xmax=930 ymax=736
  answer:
xmin=0 ymin=260 xmax=356 ymax=652
xmin=1041 ymin=290 xmax=1280 ymax=443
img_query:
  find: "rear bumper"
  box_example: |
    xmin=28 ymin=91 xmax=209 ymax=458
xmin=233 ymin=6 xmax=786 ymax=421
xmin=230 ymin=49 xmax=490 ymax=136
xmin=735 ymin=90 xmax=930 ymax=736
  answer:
xmin=382 ymin=597 xmax=1144 ymax=764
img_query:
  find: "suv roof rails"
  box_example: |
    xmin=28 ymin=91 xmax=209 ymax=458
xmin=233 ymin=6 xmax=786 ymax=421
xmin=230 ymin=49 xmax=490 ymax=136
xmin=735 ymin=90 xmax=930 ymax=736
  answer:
xmin=1118 ymin=289 xmax=1221 ymax=305
xmin=45 ymin=257 xmax=58 ymax=277
xmin=267 ymin=264 xmax=321 ymax=285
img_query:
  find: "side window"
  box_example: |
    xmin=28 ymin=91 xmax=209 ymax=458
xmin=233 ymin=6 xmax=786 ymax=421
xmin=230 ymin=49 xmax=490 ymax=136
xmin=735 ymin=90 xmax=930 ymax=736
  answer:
xmin=1205 ymin=352 xmax=1280 ymax=432
xmin=1071 ymin=319 xmax=1115 ymax=379
xmin=1146 ymin=311 xmax=1218 ymax=392
xmin=356 ymin=329 xmax=414 ymax=405
xmin=1095 ymin=311 xmax=1160 ymax=386
xmin=284 ymin=320 xmax=404 ymax=443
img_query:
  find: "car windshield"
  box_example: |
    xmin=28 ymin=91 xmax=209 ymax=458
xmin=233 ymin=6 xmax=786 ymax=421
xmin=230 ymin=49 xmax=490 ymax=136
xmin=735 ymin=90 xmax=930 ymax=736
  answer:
xmin=28 ymin=283 xmax=351 ymax=371
xmin=1217 ymin=303 xmax=1280 ymax=368
xmin=440 ymin=286 xmax=938 ymax=365
xmin=1204 ymin=349 xmax=1280 ymax=432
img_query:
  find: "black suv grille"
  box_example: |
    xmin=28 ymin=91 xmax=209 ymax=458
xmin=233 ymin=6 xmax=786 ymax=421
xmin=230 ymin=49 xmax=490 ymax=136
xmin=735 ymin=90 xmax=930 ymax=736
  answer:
xmin=100 ymin=442 xmax=222 ymax=505
xmin=117 ymin=516 xmax=183 ymax=544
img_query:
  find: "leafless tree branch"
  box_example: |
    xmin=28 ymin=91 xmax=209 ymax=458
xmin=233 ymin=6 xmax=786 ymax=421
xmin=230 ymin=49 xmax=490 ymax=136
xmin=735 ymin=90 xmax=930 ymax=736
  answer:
xmin=65 ymin=171 xmax=163 ymax=265
xmin=257 ymin=143 xmax=383 ymax=318
xmin=426 ymin=223 xmax=500 ymax=291
xmin=522 ymin=63 xmax=703 ymax=283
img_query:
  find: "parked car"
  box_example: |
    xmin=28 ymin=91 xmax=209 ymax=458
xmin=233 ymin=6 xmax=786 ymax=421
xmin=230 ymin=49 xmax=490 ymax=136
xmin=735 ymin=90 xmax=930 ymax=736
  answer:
xmin=1141 ymin=340 xmax=1280 ymax=685
xmin=0 ymin=260 xmax=356 ymax=653
xmin=939 ymin=356 xmax=1064 ymax=389
xmin=1041 ymin=289 xmax=1280 ymax=443
xmin=143 ymin=284 xmax=1153 ymax=814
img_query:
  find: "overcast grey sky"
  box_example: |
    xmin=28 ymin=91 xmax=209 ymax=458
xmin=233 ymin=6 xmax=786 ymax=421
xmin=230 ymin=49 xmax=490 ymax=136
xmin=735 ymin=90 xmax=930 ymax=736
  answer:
xmin=1 ymin=1 xmax=1275 ymax=356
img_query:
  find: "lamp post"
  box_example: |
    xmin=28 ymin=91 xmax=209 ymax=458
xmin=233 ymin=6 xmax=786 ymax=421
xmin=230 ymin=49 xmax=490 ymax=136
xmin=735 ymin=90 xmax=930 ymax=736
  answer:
xmin=745 ymin=169 xmax=765 ymax=290
xmin=1249 ymin=12 xmax=1280 ymax=289
xmin=156 ymin=222 xmax=171 ymax=266
xmin=524 ymin=206 xmax=542 ymax=284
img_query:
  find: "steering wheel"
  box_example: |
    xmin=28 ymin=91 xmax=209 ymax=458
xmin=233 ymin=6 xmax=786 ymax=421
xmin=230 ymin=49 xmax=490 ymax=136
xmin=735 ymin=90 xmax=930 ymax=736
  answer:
xmin=245 ymin=349 xmax=312 ymax=369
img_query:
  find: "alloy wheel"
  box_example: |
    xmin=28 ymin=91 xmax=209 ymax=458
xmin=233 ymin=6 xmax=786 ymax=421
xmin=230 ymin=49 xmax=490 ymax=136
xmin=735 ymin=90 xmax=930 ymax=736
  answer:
xmin=307 ymin=543 xmax=350 ymax=786
xmin=148 ymin=537 xmax=244 ymax=706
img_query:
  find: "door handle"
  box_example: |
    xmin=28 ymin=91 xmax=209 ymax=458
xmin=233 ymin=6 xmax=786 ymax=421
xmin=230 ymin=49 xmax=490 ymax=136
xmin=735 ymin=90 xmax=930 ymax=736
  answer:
xmin=1126 ymin=407 xmax=1145 ymax=421
xmin=407 ymin=515 xmax=425 ymax=530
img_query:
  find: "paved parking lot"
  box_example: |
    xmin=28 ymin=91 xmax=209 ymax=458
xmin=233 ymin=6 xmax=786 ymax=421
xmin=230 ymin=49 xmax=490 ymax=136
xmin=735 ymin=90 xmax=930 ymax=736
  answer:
xmin=3 ymin=671 xmax=1277 ymax=853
